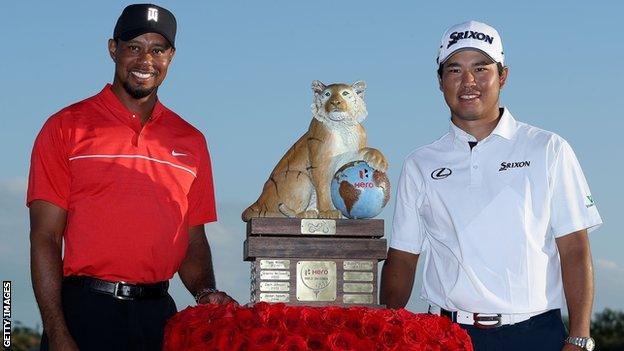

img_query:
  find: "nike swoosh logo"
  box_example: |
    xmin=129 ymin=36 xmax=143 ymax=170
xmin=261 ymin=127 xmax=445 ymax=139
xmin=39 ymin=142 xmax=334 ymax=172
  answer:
xmin=171 ymin=150 xmax=187 ymax=157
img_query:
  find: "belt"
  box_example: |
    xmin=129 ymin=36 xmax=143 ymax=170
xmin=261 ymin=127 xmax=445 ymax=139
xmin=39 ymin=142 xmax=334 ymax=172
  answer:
xmin=64 ymin=276 xmax=169 ymax=300
xmin=428 ymin=305 xmax=546 ymax=329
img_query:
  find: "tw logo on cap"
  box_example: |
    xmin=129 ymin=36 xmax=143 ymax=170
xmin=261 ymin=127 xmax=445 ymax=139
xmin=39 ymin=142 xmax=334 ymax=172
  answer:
xmin=447 ymin=31 xmax=494 ymax=49
xmin=147 ymin=8 xmax=159 ymax=22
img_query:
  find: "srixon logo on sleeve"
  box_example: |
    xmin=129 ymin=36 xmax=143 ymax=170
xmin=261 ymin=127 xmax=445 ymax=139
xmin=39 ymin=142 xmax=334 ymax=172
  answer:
xmin=447 ymin=31 xmax=494 ymax=48
xmin=499 ymin=160 xmax=531 ymax=172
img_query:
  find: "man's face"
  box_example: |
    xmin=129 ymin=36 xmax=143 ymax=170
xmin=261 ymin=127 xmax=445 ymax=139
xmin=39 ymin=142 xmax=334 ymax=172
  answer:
xmin=108 ymin=32 xmax=175 ymax=99
xmin=439 ymin=49 xmax=508 ymax=121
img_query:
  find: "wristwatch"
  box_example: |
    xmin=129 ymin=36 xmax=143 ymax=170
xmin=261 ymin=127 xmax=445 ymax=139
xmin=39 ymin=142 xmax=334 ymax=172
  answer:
xmin=194 ymin=288 xmax=219 ymax=303
xmin=565 ymin=336 xmax=595 ymax=351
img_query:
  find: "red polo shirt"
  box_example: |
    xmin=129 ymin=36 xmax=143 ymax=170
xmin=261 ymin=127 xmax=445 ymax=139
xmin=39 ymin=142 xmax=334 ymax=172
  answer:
xmin=27 ymin=85 xmax=217 ymax=283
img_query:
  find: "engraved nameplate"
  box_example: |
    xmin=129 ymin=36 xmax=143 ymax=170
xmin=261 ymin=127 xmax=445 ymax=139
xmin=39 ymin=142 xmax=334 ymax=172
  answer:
xmin=260 ymin=270 xmax=291 ymax=280
xmin=343 ymin=260 xmax=374 ymax=271
xmin=343 ymin=271 xmax=374 ymax=282
xmin=260 ymin=281 xmax=290 ymax=292
xmin=343 ymin=283 xmax=374 ymax=293
xmin=260 ymin=259 xmax=290 ymax=270
xmin=296 ymin=261 xmax=337 ymax=301
xmin=343 ymin=294 xmax=373 ymax=304
xmin=260 ymin=293 xmax=290 ymax=302
xmin=300 ymin=219 xmax=336 ymax=235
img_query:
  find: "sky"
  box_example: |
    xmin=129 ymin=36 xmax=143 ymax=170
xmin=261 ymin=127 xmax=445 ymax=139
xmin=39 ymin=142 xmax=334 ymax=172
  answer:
xmin=1 ymin=1 xmax=623 ymax=328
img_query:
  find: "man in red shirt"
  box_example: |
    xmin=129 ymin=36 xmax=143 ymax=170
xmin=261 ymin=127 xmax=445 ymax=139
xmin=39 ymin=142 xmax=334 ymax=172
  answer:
xmin=27 ymin=4 xmax=235 ymax=350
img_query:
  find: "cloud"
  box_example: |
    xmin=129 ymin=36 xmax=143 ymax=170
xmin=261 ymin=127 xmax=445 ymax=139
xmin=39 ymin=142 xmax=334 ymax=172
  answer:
xmin=0 ymin=177 xmax=27 ymax=195
xmin=594 ymin=258 xmax=624 ymax=312
xmin=596 ymin=258 xmax=624 ymax=272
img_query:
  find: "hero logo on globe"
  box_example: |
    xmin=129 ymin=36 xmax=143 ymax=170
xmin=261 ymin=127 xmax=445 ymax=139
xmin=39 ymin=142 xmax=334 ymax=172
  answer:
xmin=354 ymin=182 xmax=374 ymax=189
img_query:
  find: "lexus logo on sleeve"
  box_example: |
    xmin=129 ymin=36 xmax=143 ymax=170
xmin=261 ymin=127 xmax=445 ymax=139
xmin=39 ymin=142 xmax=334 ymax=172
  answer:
xmin=431 ymin=167 xmax=452 ymax=180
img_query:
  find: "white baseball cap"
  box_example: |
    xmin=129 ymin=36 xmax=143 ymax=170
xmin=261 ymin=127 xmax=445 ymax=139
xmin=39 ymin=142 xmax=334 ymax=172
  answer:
xmin=437 ymin=20 xmax=504 ymax=65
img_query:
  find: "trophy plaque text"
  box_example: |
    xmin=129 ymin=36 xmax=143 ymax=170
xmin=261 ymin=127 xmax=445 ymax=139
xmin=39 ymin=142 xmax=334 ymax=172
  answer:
xmin=244 ymin=218 xmax=386 ymax=307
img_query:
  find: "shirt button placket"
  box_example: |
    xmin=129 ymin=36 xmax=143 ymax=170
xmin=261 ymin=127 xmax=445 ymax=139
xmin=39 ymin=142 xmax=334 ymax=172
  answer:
xmin=470 ymin=147 xmax=482 ymax=187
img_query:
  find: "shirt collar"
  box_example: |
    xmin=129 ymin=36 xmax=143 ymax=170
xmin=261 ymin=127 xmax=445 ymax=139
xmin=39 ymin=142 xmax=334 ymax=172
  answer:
xmin=97 ymin=84 xmax=165 ymax=123
xmin=491 ymin=108 xmax=518 ymax=140
xmin=448 ymin=107 xmax=518 ymax=142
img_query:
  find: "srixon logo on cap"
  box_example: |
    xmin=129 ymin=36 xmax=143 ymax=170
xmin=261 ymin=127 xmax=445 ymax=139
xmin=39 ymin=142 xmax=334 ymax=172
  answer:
xmin=447 ymin=31 xmax=494 ymax=48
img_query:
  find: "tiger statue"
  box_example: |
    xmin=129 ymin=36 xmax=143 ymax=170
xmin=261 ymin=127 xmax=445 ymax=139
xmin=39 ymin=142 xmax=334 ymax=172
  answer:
xmin=241 ymin=80 xmax=388 ymax=221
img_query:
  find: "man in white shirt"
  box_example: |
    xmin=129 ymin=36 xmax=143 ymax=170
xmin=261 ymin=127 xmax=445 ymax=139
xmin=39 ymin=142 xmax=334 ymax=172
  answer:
xmin=380 ymin=20 xmax=602 ymax=351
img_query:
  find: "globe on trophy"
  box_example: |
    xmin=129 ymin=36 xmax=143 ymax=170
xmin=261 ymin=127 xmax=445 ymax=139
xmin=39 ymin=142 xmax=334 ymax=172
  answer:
xmin=331 ymin=161 xmax=390 ymax=219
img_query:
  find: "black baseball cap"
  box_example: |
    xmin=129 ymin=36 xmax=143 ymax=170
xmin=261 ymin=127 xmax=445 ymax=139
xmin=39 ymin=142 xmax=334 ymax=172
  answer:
xmin=113 ymin=4 xmax=177 ymax=48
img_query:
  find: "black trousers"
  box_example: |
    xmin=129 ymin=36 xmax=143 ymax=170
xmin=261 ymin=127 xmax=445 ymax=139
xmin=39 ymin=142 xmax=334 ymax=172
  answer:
xmin=40 ymin=279 xmax=177 ymax=351
xmin=460 ymin=309 xmax=567 ymax=351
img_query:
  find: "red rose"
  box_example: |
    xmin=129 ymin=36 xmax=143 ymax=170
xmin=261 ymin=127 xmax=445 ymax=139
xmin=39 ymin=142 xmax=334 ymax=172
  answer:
xmin=262 ymin=304 xmax=287 ymax=330
xmin=344 ymin=308 xmax=365 ymax=335
xmin=283 ymin=306 xmax=303 ymax=332
xmin=355 ymin=337 xmax=376 ymax=350
xmin=301 ymin=307 xmax=324 ymax=331
xmin=230 ymin=334 xmax=251 ymax=351
xmin=361 ymin=313 xmax=385 ymax=339
xmin=323 ymin=307 xmax=347 ymax=329
xmin=248 ymin=326 xmax=280 ymax=351
xmin=280 ymin=335 xmax=308 ymax=351
xmin=379 ymin=323 xmax=403 ymax=351
xmin=164 ymin=304 xmax=474 ymax=351
xmin=306 ymin=332 xmax=328 ymax=351
xmin=252 ymin=301 xmax=271 ymax=314
xmin=163 ymin=320 xmax=189 ymax=351
xmin=374 ymin=308 xmax=396 ymax=322
xmin=327 ymin=331 xmax=360 ymax=351
xmin=442 ymin=323 xmax=473 ymax=351
xmin=403 ymin=319 xmax=428 ymax=346
xmin=234 ymin=306 xmax=261 ymax=330
xmin=188 ymin=322 xmax=220 ymax=345
xmin=394 ymin=308 xmax=421 ymax=323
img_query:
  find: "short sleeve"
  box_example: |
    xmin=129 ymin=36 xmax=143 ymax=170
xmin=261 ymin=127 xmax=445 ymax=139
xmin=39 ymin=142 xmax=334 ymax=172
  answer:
xmin=187 ymin=137 xmax=217 ymax=226
xmin=549 ymin=139 xmax=602 ymax=237
xmin=27 ymin=116 xmax=70 ymax=210
xmin=389 ymin=158 xmax=426 ymax=254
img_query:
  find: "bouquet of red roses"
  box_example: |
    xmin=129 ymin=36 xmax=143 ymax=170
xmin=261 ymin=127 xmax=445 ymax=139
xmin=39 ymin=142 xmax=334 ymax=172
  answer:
xmin=163 ymin=302 xmax=473 ymax=351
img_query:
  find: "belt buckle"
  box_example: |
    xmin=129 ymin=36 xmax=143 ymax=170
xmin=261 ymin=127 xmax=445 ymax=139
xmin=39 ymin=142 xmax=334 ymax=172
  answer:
xmin=113 ymin=281 xmax=134 ymax=300
xmin=473 ymin=313 xmax=502 ymax=329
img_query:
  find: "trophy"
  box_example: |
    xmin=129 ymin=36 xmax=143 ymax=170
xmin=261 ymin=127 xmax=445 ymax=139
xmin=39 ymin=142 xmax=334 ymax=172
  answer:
xmin=242 ymin=80 xmax=389 ymax=307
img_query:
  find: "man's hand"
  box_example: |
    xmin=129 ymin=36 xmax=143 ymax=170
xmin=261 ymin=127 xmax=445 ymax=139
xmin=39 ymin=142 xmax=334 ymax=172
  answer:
xmin=562 ymin=344 xmax=583 ymax=351
xmin=197 ymin=291 xmax=238 ymax=305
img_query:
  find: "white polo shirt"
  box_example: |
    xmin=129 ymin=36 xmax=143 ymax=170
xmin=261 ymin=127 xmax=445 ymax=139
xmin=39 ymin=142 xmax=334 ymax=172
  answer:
xmin=390 ymin=108 xmax=602 ymax=314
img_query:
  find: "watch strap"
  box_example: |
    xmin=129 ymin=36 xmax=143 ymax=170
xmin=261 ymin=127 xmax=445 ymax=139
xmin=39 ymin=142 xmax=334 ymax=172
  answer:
xmin=565 ymin=336 xmax=593 ymax=350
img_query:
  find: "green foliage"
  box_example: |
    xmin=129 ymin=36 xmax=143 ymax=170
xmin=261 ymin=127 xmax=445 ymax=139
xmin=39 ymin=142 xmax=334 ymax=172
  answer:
xmin=591 ymin=308 xmax=624 ymax=351
xmin=3 ymin=321 xmax=40 ymax=351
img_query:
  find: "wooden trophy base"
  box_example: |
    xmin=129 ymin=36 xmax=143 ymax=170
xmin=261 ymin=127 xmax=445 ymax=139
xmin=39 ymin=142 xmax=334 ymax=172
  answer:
xmin=244 ymin=218 xmax=386 ymax=307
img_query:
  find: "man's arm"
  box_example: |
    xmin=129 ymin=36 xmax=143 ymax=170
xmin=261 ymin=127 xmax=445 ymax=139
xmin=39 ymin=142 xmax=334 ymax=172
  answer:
xmin=29 ymin=200 xmax=78 ymax=351
xmin=380 ymin=248 xmax=420 ymax=309
xmin=556 ymin=229 xmax=593 ymax=348
xmin=178 ymin=224 xmax=236 ymax=304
